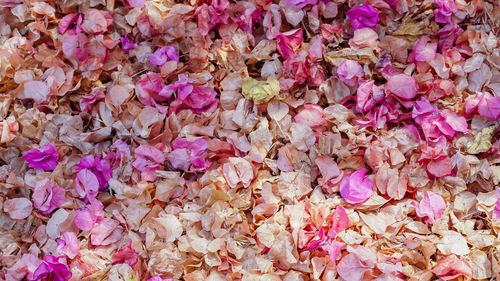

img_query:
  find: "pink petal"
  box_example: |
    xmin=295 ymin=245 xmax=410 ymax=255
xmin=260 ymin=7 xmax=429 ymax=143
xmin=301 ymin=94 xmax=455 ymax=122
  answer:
xmin=493 ymin=190 xmax=500 ymax=219
xmin=56 ymin=232 xmax=80 ymax=259
xmin=57 ymin=13 xmax=79 ymax=34
xmin=18 ymin=81 xmax=50 ymax=104
xmin=284 ymin=0 xmax=317 ymax=8
xmin=415 ymin=191 xmax=446 ymax=224
xmin=74 ymin=169 xmax=100 ymax=199
xmin=111 ymin=240 xmax=139 ymax=268
xmin=431 ymin=255 xmax=472 ymax=280
xmin=408 ymin=36 xmax=437 ymax=63
xmin=337 ymin=59 xmax=363 ymax=87
xmin=441 ymin=109 xmax=468 ymax=133
xmin=91 ymin=218 xmax=122 ymax=246
xmin=126 ymin=0 xmax=145 ymax=8
xmin=427 ymin=156 xmax=452 ymax=178
xmin=385 ymin=74 xmax=418 ymax=99
xmin=321 ymin=240 xmax=345 ymax=264
xmin=328 ymin=206 xmax=349 ymax=238
xmin=22 ymin=143 xmax=59 ymax=171
xmin=32 ymin=178 xmax=65 ymax=214
xmin=315 ymin=156 xmax=341 ymax=184
xmin=4 ymin=198 xmax=32 ymax=220
xmin=80 ymin=9 xmax=113 ymax=35
xmin=340 ymin=170 xmax=374 ymax=204
xmin=346 ymin=5 xmax=379 ymax=30
xmin=275 ymin=29 xmax=303 ymax=60
xmin=294 ymin=104 xmax=326 ymax=128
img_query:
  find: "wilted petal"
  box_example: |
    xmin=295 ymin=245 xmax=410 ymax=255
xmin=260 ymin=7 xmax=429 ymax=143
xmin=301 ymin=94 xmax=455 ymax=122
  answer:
xmin=22 ymin=143 xmax=59 ymax=171
xmin=4 ymin=198 xmax=32 ymax=220
xmin=415 ymin=191 xmax=446 ymax=224
xmin=340 ymin=170 xmax=374 ymax=204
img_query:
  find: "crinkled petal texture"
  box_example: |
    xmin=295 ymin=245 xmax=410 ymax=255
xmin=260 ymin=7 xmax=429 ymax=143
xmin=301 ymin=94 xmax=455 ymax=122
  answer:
xmin=32 ymin=255 xmax=72 ymax=281
xmin=32 ymin=178 xmax=65 ymax=214
xmin=385 ymin=74 xmax=419 ymax=99
xmin=408 ymin=36 xmax=437 ymax=63
xmin=493 ymin=190 xmax=500 ymax=219
xmin=5 ymin=253 xmax=42 ymax=281
xmin=149 ymin=46 xmax=179 ymax=66
xmin=337 ymin=59 xmax=364 ymax=87
xmin=132 ymin=145 xmax=165 ymax=182
xmin=22 ymin=143 xmax=59 ymax=171
xmin=275 ymin=29 xmax=303 ymax=60
xmin=56 ymin=232 xmax=80 ymax=259
xmin=294 ymin=104 xmax=326 ymax=128
xmin=431 ymin=255 xmax=472 ymax=280
xmin=337 ymin=245 xmax=377 ymax=281
xmin=147 ymin=277 xmax=173 ymax=281
xmin=80 ymin=8 xmax=113 ymax=35
xmin=74 ymin=169 xmax=100 ymax=199
xmin=4 ymin=198 xmax=32 ymax=220
xmin=74 ymin=197 xmax=103 ymax=231
xmin=284 ymin=0 xmax=317 ymax=9
xmin=168 ymin=137 xmax=209 ymax=171
xmin=91 ymin=218 xmax=122 ymax=246
xmin=415 ymin=191 xmax=446 ymax=224
xmin=111 ymin=241 xmax=139 ymax=268
xmin=346 ymin=5 xmax=379 ymax=30
xmin=465 ymin=91 xmax=500 ymax=119
xmin=340 ymin=170 xmax=374 ymax=204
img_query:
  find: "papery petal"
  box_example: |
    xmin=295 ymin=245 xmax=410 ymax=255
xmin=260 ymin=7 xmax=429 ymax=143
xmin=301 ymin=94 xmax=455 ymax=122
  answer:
xmin=91 ymin=218 xmax=122 ymax=246
xmin=340 ymin=170 xmax=374 ymax=204
xmin=385 ymin=74 xmax=418 ymax=99
xmin=56 ymin=232 xmax=80 ymax=259
xmin=431 ymin=255 xmax=472 ymax=280
xmin=74 ymin=169 xmax=99 ymax=199
xmin=4 ymin=198 xmax=32 ymax=220
xmin=294 ymin=104 xmax=326 ymax=128
xmin=346 ymin=5 xmax=379 ymax=30
xmin=408 ymin=36 xmax=437 ymax=63
xmin=80 ymin=9 xmax=113 ymax=35
xmin=337 ymin=59 xmax=363 ymax=87
xmin=415 ymin=191 xmax=446 ymax=223
xmin=111 ymin=241 xmax=139 ymax=268
xmin=32 ymin=178 xmax=65 ymax=214
xmin=22 ymin=143 xmax=59 ymax=171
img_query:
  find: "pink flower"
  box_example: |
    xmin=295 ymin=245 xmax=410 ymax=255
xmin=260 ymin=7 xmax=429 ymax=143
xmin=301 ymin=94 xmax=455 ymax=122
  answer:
xmin=149 ymin=46 xmax=179 ymax=66
xmin=168 ymin=137 xmax=209 ymax=171
xmin=32 ymin=255 xmax=72 ymax=281
xmin=111 ymin=241 xmax=139 ymax=268
xmin=340 ymin=170 xmax=374 ymax=204
xmin=91 ymin=218 xmax=122 ymax=246
xmin=431 ymin=255 xmax=472 ymax=280
xmin=56 ymin=232 xmax=80 ymax=259
xmin=356 ymin=80 xmax=384 ymax=113
xmin=135 ymin=72 xmax=169 ymax=110
xmin=285 ymin=0 xmax=317 ymax=9
xmin=384 ymin=74 xmax=419 ymax=99
xmin=275 ymin=29 xmax=303 ymax=60
xmin=408 ymin=36 xmax=437 ymax=63
xmin=32 ymin=178 xmax=65 ymax=214
xmin=80 ymin=87 xmax=105 ymax=112
xmin=120 ymin=34 xmax=137 ymax=51
xmin=337 ymin=60 xmax=364 ymax=87
xmin=22 ymin=143 xmax=59 ymax=171
xmin=465 ymin=92 xmax=500 ymax=120
xmin=132 ymin=145 xmax=165 ymax=182
xmin=74 ymin=197 xmax=104 ymax=231
xmin=346 ymin=5 xmax=379 ymax=30
xmin=415 ymin=191 xmax=446 ymax=224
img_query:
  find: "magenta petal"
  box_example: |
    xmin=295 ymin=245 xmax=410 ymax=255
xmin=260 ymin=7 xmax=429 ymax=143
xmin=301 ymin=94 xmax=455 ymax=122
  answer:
xmin=493 ymin=190 xmax=500 ymax=219
xmin=149 ymin=46 xmax=179 ymax=66
xmin=441 ymin=109 xmax=468 ymax=133
xmin=22 ymin=143 xmax=59 ymax=171
xmin=57 ymin=13 xmax=79 ymax=34
xmin=321 ymin=240 xmax=346 ymax=264
xmin=346 ymin=5 xmax=379 ymax=30
xmin=167 ymin=148 xmax=191 ymax=171
xmin=32 ymin=255 xmax=72 ymax=281
xmin=340 ymin=170 xmax=374 ymax=204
